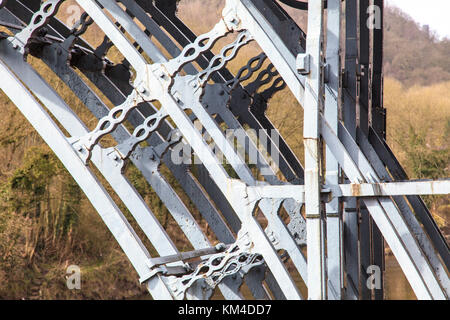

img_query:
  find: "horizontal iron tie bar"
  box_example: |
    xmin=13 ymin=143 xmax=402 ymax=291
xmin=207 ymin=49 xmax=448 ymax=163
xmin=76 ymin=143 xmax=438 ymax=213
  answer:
xmin=147 ymin=244 xmax=230 ymax=268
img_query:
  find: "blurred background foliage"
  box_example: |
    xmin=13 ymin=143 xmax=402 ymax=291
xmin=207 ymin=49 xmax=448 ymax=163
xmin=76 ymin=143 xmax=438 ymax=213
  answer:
xmin=0 ymin=0 xmax=448 ymax=299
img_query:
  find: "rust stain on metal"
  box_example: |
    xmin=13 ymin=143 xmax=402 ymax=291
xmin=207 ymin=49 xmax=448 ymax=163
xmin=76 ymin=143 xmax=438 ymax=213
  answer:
xmin=351 ymin=183 xmax=361 ymax=197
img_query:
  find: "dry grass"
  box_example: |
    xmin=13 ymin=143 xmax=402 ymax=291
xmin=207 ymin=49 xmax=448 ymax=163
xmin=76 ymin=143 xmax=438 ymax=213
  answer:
xmin=0 ymin=0 xmax=448 ymax=300
xmin=385 ymin=79 xmax=450 ymax=153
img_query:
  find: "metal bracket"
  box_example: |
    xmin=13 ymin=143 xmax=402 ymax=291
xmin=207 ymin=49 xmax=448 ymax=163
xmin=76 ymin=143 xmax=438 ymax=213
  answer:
xmin=296 ymin=53 xmax=311 ymax=75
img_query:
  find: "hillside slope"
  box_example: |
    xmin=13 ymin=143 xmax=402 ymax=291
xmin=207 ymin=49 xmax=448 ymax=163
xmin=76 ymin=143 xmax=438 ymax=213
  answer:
xmin=0 ymin=1 xmax=447 ymax=300
xmin=384 ymin=6 xmax=450 ymax=86
xmin=179 ymin=1 xmax=450 ymax=86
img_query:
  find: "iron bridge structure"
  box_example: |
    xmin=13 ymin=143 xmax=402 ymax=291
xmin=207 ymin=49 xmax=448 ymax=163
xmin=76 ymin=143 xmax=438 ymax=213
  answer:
xmin=0 ymin=0 xmax=449 ymax=300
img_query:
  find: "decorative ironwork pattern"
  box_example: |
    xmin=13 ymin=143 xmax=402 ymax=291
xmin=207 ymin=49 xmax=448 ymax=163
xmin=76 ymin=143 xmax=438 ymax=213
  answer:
xmin=0 ymin=0 xmax=448 ymax=301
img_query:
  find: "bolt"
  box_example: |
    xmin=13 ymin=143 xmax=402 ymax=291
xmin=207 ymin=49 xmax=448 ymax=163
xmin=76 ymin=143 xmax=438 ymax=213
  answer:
xmin=139 ymin=86 xmax=147 ymax=94
xmin=215 ymin=243 xmax=226 ymax=251
xmin=228 ymin=17 xmax=237 ymax=24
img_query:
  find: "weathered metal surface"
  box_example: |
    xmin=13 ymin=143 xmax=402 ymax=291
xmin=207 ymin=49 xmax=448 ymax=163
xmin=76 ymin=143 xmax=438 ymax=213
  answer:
xmin=0 ymin=0 xmax=448 ymax=300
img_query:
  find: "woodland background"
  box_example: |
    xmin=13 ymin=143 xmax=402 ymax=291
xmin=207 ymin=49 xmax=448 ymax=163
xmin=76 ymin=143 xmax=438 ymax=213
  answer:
xmin=0 ymin=0 xmax=448 ymax=299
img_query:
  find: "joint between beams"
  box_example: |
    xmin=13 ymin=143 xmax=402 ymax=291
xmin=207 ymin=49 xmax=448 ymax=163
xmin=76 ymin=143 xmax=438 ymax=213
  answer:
xmin=305 ymin=214 xmax=322 ymax=219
